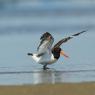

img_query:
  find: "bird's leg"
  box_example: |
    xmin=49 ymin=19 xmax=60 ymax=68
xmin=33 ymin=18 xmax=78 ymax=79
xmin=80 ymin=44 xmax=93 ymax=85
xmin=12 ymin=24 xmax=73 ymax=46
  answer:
xmin=43 ymin=65 xmax=47 ymax=70
xmin=27 ymin=53 xmax=33 ymax=56
xmin=43 ymin=65 xmax=49 ymax=70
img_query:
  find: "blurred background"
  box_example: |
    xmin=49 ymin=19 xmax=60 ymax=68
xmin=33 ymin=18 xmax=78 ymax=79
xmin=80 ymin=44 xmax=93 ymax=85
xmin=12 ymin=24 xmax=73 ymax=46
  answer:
xmin=0 ymin=0 xmax=95 ymax=85
xmin=0 ymin=0 xmax=95 ymax=34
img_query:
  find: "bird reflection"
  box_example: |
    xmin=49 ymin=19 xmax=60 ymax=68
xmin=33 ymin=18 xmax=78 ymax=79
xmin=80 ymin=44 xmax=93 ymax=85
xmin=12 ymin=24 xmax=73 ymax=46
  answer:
xmin=32 ymin=68 xmax=64 ymax=84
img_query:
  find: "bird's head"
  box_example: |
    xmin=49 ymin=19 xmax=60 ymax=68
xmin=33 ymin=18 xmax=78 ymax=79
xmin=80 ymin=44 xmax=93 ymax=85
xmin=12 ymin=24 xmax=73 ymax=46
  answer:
xmin=52 ymin=47 xmax=69 ymax=59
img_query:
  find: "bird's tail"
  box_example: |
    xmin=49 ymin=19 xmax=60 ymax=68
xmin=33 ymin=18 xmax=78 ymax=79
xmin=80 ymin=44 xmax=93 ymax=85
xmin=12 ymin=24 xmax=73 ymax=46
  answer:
xmin=27 ymin=53 xmax=33 ymax=56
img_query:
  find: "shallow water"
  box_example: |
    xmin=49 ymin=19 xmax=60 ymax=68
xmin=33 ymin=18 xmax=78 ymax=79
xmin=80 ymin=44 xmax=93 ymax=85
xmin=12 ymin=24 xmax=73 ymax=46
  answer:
xmin=0 ymin=0 xmax=95 ymax=85
xmin=0 ymin=68 xmax=95 ymax=85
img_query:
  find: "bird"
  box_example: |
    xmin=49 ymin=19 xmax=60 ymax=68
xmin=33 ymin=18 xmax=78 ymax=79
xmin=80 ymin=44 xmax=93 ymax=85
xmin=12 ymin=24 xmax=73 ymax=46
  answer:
xmin=27 ymin=30 xmax=86 ymax=70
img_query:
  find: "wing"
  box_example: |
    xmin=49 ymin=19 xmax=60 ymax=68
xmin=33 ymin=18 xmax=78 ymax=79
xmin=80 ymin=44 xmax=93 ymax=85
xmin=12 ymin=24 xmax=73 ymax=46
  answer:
xmin=37 ymin=32 xmax=54 ymax=55
xmin=53 ymin=30 xmax=87 ymax=48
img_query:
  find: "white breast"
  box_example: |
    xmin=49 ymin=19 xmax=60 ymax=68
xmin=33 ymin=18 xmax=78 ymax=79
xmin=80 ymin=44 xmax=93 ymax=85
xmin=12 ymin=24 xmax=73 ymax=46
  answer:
xmin=31 ymin=53 xmax=57 ymax=65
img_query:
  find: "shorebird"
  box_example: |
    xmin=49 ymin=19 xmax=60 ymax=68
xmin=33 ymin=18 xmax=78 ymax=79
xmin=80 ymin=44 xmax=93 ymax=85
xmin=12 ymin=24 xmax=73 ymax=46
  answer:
xmin=27 ymin=31 xmax=86 ymax=70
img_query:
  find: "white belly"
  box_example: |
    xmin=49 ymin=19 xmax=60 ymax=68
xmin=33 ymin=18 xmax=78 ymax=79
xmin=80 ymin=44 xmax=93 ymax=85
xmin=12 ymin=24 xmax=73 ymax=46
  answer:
xmin=32 ymin=53 xmax=57 ymax=65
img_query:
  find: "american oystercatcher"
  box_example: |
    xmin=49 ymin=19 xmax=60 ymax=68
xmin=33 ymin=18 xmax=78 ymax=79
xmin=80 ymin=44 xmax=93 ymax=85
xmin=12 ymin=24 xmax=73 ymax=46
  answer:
xmin=28 ymin=31 xmax=86 ymax=70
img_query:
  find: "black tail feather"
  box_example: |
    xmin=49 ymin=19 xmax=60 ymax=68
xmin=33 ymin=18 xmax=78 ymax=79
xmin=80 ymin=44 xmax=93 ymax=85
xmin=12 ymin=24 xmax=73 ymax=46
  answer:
xmin=27 ymin=53 xmax=33 ymax=56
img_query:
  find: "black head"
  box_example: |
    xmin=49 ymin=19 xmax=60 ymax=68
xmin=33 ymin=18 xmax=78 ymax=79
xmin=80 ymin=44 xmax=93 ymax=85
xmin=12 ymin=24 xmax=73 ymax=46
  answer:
xmin=52 ymin=47 xmax=61 ymax=59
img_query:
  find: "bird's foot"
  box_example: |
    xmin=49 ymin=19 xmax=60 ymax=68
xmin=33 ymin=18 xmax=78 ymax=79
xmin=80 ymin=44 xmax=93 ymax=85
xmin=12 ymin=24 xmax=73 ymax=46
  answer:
xmin=43 ymin=65 xmax=49 ymax=70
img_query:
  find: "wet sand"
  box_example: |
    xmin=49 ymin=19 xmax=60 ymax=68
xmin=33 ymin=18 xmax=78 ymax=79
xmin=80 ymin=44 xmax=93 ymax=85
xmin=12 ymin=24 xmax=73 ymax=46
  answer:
xmin=0 ymin=82 xmax=95 ymax=95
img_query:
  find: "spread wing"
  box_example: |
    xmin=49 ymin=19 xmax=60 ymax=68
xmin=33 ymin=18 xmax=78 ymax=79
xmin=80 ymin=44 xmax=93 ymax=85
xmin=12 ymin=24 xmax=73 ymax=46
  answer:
xmin=37 ymin=32 xmax=54 ymax=55
xmin=53 ymin=30 xmax=87 ymax=48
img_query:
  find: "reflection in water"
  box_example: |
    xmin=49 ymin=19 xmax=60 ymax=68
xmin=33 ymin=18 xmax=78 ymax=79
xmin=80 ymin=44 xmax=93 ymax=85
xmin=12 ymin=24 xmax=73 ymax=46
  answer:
xmin=31 ymin=69 xmax=95 ymax=84
xmin=32 ymin=69 xmax=63 ymax=84
xmin=0 ymin=68 xmax=95 ymax=85
xmin=0 ymin=68 xmax=65 ymax=85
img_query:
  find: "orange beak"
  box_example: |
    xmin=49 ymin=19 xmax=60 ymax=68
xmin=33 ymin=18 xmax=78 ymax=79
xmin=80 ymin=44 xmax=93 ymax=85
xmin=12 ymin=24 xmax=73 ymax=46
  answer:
xmin=60 ymin=50 xmax=69 ymax=58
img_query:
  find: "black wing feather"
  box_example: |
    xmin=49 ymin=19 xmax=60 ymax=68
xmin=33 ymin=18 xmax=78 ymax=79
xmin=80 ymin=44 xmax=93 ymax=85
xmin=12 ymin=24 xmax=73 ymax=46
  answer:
xmin=37 ymin=32 xmax=53 ymax=51
xmin=53 ymin=30 xmax=87 ymax=48
xmin=53 ymin=37 xmax=73 ymax=48
xmin=72 ymin=30 xmax=86 ymax=36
